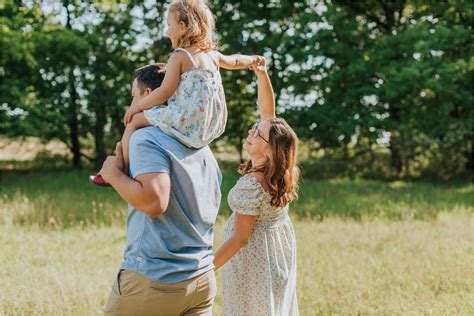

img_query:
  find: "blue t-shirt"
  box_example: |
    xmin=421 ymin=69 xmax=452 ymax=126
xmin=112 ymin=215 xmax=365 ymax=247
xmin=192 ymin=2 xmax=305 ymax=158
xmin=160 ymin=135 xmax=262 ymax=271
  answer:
xmin=120 ymin=127 xmax=222 ymax=283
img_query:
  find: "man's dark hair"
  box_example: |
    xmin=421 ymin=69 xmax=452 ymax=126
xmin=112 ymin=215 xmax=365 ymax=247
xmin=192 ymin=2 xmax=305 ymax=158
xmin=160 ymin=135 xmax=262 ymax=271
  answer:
xmin=133 ymin=63 xmax=166 ymax=93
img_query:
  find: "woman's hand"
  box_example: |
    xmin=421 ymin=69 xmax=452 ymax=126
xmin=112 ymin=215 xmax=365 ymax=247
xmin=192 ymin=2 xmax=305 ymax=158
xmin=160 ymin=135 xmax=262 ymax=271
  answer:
xmin=249 ymin=56 xmax=266 ymax=74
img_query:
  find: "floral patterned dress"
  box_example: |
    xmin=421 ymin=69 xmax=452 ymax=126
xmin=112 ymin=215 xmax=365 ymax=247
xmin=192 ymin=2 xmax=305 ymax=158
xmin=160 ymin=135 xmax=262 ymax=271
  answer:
xmin=144 ymin=48 xmax=227 ymax=148
xmin=222 ymin=174 xmax=299 ymax=316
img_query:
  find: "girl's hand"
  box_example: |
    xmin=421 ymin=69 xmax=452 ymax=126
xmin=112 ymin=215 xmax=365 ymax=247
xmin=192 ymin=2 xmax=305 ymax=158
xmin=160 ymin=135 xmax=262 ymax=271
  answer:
xmin=249 ymin=56 xmax=266 ymax=73
xmin=123 ymin=104 xmax=140 ymax=125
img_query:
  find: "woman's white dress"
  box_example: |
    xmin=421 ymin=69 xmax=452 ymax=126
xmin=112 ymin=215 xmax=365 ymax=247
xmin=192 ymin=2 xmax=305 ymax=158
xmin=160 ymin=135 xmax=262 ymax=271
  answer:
xmin=222 ymin=174 xmax=299 ymax=315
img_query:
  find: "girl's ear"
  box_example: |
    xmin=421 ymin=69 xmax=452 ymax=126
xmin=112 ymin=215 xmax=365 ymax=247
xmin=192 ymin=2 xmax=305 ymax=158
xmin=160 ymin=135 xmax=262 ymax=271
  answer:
xmin=179 ymin=21 xmax=187 ymax=31
xmin=144 ymin=87 xmax=152 ymax=96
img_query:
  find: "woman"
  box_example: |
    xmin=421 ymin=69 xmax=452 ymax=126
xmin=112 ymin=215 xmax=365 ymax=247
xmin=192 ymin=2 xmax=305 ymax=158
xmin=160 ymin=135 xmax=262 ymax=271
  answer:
xmin=213 ymin=58 xmax=300 ymax=315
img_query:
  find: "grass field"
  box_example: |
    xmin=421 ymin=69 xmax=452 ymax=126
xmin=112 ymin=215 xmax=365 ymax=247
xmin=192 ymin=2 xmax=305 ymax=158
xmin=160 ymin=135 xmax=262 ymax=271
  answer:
xmin=1 ymin=170 xmax=474 ymax=315
xmin=1 ymin=170 xmax=472 ymax=227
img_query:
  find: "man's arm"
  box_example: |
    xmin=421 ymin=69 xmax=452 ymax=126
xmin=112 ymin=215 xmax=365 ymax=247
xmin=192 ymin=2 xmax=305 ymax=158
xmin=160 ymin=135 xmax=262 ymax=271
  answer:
xmin=109 ymin=171 xmax=170 ymax=218
xmin=99 ymin=143 xmax=170 ymax=218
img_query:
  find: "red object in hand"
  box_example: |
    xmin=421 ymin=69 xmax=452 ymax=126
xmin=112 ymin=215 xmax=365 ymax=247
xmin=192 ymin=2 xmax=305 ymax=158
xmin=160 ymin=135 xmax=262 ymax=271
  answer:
xmin=89 ymin=173 xmax=111 ymax=187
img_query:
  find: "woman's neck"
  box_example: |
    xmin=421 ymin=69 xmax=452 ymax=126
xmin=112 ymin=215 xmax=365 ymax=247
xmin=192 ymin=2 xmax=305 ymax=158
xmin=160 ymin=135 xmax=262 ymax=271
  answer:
xmin=250 ymin=155 xmax=267 ymax=171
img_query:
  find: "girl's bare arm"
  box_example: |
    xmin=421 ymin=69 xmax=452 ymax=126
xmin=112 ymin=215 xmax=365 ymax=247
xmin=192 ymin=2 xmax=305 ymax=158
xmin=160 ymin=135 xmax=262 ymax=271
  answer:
xmin=216 ymin=52 xmax=258 ymax=70
xmin=124 ymin=53 xmax=182 ymax=124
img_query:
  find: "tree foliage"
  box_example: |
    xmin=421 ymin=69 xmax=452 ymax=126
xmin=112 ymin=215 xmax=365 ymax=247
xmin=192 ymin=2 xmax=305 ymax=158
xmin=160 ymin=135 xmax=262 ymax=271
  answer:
xmin=1 ymin=0 xmax=471 ymax=178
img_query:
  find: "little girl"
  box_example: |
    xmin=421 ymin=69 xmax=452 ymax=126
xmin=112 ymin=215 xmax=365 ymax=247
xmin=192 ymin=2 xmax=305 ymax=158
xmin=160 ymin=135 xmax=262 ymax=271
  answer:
xmin=91 ymin=0 xmax=262 ymax=186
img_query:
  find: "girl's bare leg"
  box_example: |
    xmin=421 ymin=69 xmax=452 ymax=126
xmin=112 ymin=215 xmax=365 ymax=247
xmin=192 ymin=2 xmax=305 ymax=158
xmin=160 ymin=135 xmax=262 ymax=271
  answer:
xmin=121 ymin=112 xmax=151 ymax=173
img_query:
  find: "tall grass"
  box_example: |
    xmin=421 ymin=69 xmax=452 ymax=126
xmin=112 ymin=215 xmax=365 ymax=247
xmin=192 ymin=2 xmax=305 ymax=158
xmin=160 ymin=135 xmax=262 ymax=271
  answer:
xmin=1 ymin=170 xmax=472 ymax=228
xmin=1 ymin=216 xmax=473 ymax=315
xmin=1 ymin=170 xmax=473 ymax=315
xmin=293 ymin=178 xmax=473 ymax=220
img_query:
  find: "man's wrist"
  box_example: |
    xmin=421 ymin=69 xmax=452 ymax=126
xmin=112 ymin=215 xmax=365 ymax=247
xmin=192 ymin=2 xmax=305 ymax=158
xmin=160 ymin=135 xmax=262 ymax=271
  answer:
xmin=108 ymin=167 xmax=127 ymax=185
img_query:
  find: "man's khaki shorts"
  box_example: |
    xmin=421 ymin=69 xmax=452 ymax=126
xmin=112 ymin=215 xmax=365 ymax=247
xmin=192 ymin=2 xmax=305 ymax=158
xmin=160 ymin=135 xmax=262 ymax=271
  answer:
xmin=104 ymin=269 xmax=216 ymax=316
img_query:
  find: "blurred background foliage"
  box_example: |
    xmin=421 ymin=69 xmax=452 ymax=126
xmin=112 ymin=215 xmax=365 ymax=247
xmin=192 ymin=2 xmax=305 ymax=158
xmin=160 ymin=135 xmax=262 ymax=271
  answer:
xmin=1 ymin=0 xmax=472 ymax=180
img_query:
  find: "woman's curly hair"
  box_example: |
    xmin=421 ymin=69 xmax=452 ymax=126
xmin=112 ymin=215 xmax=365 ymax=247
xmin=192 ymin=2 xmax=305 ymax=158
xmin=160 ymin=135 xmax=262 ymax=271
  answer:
xmin=239 ymin=118 xmax=300 ymax=208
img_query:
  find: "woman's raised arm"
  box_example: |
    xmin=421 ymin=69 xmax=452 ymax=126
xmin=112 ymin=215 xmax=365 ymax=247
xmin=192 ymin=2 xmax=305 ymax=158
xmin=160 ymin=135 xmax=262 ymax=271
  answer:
xmin=250 ymin=57 xmax=276 ymax=121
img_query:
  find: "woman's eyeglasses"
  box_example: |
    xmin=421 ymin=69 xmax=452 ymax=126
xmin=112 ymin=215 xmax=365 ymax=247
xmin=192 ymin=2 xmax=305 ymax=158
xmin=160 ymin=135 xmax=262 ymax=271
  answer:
xmin=252 ymin=122 xmax=269 ymax=143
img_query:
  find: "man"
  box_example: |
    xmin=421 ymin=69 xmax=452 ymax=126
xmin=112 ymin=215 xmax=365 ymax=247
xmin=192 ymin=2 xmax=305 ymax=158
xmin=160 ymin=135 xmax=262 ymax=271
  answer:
xmin=99 ymin=63 xmax=221 ymax=315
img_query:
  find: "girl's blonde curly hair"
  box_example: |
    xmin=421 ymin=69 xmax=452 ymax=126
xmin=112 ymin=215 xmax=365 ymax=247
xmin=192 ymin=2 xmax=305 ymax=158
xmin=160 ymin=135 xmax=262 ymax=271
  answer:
xmin=169 ymin=0 xmax=217 ymax=52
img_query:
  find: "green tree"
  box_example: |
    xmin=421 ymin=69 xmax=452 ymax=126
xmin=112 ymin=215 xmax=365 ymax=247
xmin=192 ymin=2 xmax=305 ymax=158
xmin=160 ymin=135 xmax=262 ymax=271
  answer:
xmin=1 ymin=0 xmax=91 ymax=168
xmin=286 ymin=0 xmax=472 ymax=177
xmin=1 ymin=1 xmax=154 ymax=168
xmin=81 ymin=1 xmax=141 ymax=168
xmin=1 ymin=1 xmax=45 ymax=137
xmin=210 ymin=0 xmax=306 ymax=161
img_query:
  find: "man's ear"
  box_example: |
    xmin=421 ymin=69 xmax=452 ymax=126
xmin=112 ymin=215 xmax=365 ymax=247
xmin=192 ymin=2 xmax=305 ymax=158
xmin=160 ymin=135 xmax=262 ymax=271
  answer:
xmin=144 ymin=87 xmax=152 ymax=96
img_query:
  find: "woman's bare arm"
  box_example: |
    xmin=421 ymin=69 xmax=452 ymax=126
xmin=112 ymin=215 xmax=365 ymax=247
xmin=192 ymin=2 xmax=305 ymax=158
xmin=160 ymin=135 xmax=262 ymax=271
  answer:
xmin=213 ymin=213 xmax=256 ymax=270
xmin=251 ymin=57 xmax=276 ymax=121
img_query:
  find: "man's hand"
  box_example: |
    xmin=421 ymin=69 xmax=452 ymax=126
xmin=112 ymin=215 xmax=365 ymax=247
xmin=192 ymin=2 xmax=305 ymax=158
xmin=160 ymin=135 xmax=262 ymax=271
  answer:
xmin=99 ymin=142 xmax=125 ymax=183
xmin=123 ymin=103 xmax=141 ymax=126
xmin=100 ymin=142 xmax=170 ymax=217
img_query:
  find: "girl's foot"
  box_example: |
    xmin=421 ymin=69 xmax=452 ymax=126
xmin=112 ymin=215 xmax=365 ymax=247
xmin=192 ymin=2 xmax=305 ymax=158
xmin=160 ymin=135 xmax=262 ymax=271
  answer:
xmin=89 ymin=173 xmax=111 ymax=187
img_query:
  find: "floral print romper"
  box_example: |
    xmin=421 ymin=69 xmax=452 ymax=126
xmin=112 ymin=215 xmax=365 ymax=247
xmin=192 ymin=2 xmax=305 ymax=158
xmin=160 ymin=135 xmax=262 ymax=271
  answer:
xmin=144 ymin=48 xmax=227 ymax=148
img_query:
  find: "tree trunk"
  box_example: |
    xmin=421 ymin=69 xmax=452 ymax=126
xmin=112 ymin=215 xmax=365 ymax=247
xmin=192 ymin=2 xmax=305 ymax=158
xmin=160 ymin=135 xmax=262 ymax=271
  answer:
xmin=94 ymin=101 xmax=106 ymax=169
xmin=65 ymin=1 xmax=81 ymax=169
xmin=389 ymin=139 xmax=403 ymax=177
xmin=463 ymin=134 xmax=473 ymax=171
xmin=238 ymin=136 xmax=244 ymax=163
xmin=68 ymin=71 xmax=82 ymax=169
xmin=464 ymin=150 xmax=473 ymax=171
